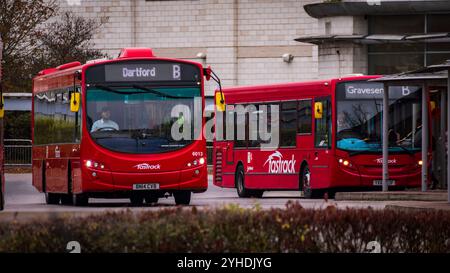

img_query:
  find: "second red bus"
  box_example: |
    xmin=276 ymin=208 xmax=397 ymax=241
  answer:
xmin=213 ymin=76 xmax=426 ymax=198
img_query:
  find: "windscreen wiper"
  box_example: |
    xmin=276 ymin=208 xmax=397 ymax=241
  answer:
xmin=92 ymin=84 xmax=191 ymax=99
xmin=391 ymin=144 xmax=415 ymax=156
xmin=348 ymin=150 xmax=370 ymax=157
xmin=132 ymin=84 xmax=194 ymax=99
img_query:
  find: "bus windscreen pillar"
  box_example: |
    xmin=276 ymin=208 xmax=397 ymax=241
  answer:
xmin=422 ymin=84 xmax=429 ymax=192
xmin=382 ymin=83 xmax=389 ymax=192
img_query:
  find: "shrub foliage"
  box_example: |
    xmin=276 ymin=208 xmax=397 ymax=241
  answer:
xmin=0 ymin=202 xmax=449 ymax=253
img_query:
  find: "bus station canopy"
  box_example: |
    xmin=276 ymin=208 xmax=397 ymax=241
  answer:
xmin=295 ymin=33 xmax=450 ymax=45
xmin=371 ymin=60 xmax=450 ymax=202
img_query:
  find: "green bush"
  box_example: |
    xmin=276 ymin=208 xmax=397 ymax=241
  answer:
xmin=0 ymin=202 xmax=449 ymax=253
xmin=4 ymin=111 xmax=31 ymax=140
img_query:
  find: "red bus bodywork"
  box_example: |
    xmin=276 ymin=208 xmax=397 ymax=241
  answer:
xmin=213 ymin=76 xmax=426 ymax=197
xmin=32 ymin=48 xmax=208 ymax=205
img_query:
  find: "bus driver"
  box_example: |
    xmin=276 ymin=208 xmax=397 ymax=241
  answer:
xmin=91 ymin=106 xmax=119 ymax=132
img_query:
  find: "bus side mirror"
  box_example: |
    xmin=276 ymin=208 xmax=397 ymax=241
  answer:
xmin=314 ymin=102 xmax=323 ymax=119
xmin=203 ymin=66 xmax=212 ymax=81
xmin=215 ymin=91 xmax=225 ymax=112
xmin=70 ymin=92 xmax=80 ymax=112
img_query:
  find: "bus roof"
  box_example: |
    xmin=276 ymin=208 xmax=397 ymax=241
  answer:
xmin=32 ymin=48 xmax=204 ymax=93
xmin=220 ymin=75 xmax=381 ymax=104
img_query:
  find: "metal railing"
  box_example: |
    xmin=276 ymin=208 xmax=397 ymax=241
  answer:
xmin=2 ymin=140 xmax=211 ymax=167
xmin=4 ymin=139 xmax=32 ymax=166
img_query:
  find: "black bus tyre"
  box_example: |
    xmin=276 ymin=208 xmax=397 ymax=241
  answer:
xmin=236 ymin=165 xmax=252 ymax=198
xmin=174 ymin=191 xmax=191 ymax=205
xmin=61 ymin=162 xmax=74 ymax=205
xmin=145 ymin=196 xmax=159 ymax=205
xmin=300 ymin=165 xmax=314 ymax=199
xmin=45 ymin=192 xmax=60 ymax=205
xmin=130 ymin=195 xmax=144 ymax=206
xmin=60 ymin=194 xmax=73 ymax=205
xmin=251 ymin=190 xmax=264 ymax=198
xmin=73 ymin=193 xmax=89 ymax=206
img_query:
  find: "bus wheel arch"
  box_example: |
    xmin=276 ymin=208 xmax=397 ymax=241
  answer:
xmin=235 ymin=162 xmax=263 ymax=198
xmin=299 ymin=161 xmax=313 ymax=198
xmin=61 ymin=160 xmax=73 ymax=205
xmin=42 ymin=160 xmax=60 ymax=204
xmin=299 ymin=161 xmax=309 ymax=190
xmin=235 ymin=162 xmax=249 ymax=197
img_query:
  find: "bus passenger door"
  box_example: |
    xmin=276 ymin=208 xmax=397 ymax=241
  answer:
xmin=311 ymin=97 xmax=332 ymax=190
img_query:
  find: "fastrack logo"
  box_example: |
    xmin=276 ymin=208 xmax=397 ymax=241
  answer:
xmin=264 ymin=151 xmax=296 ymax=174
xmin=375 ymin=158 xmax=397 ymax=164
xmin=134 ymin=163 xmax=161 ymax=170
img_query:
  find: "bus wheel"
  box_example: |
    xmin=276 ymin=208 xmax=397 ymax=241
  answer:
xmin=73 ymin=194 xmax=89 ymax=206
xmin=236 ymin=165 xmax=251 ymax=198
xmin=174 ymin=191 xmax=191 ymax=205
xmin=251 ymin=190 xmax=264 ymax=198
xmin=45 ymin=193 xmax=60 ymax=205
xmin=60 ymin=194 xmax=73 ymax=205
xmin=145 ymin=195 xmax=159 ymax=205
xmin=130 ymin=195 xmax=144 ymax=206
xmin=300 ymin=165 xmax=313 ymax=199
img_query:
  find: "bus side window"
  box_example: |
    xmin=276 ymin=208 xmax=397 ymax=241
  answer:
xmin=298 ymin=100 xmax=312 ymax=134
xmin=280 ymin=101 xmax=297 ymax=147
xmin=234 ymin=104 xmax=248 ymax=148
xmin=314 ymin=97 xmax=331 ymax=148
xmin=248 ymin=104 xmax=259 ymax=148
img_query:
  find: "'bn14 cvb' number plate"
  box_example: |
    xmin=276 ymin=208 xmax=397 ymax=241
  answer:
xmin=133 ymin=183 xmax=160 ymax=190
xmin=373 ymin=180 xmax=396 ymax=186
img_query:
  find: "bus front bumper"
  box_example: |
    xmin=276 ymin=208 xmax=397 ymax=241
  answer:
xmin=81 ymin=165 xmax=207 ymax=193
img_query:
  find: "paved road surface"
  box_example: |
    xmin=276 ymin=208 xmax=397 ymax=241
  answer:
xmin=2 ymin=173 xmax=390 ymax=215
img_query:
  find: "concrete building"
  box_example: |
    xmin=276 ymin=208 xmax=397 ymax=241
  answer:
xmin=59 ymin=0 xmax=450 ymax=96
xmin=60 ymin=0 xmax=320 ymax=95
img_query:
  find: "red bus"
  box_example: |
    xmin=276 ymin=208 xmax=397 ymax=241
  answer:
xmin=32 ymin=48 xmax=210 ymax=206
xmin=213 ymin=76 xmax=425 ymax=198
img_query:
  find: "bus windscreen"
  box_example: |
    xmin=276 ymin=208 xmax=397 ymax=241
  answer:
xmin=336 ymin=81 xmax=422 ymax=153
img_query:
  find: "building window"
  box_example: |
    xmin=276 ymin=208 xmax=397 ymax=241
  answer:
xmin=368 ymin=14 xmax=450 ymax=74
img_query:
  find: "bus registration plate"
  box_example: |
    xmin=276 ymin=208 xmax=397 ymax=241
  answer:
xmin=373 ymin=180 xmax=395 ymax=186
xmin=133 ymin=183 xmax=160 ymax=190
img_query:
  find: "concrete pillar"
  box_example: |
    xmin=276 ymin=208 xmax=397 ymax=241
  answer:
xmin=382 ymin=83 xmax=389 ymax=191
xmin=422 ymin=84 xmax=429 ymax=192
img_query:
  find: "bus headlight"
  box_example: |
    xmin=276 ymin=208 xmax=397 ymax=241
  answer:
xmin=337 ymin=158 xmax=355 ymax=169
xmin=187 ymin=157 xmax=206 ymax=168
xmin=86 ymin=160 xmax=93 ymax=168
xmin=199 ymin=157 xmax=205 ymax=165
xmin=418 ymin=160 xmax=423 ymax=166
xmin=85 ymin=160 xmax=107 ymax=170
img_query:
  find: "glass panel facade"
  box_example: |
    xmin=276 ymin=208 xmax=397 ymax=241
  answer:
xmin=368 ymin=14 xmax=450 ymax=74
